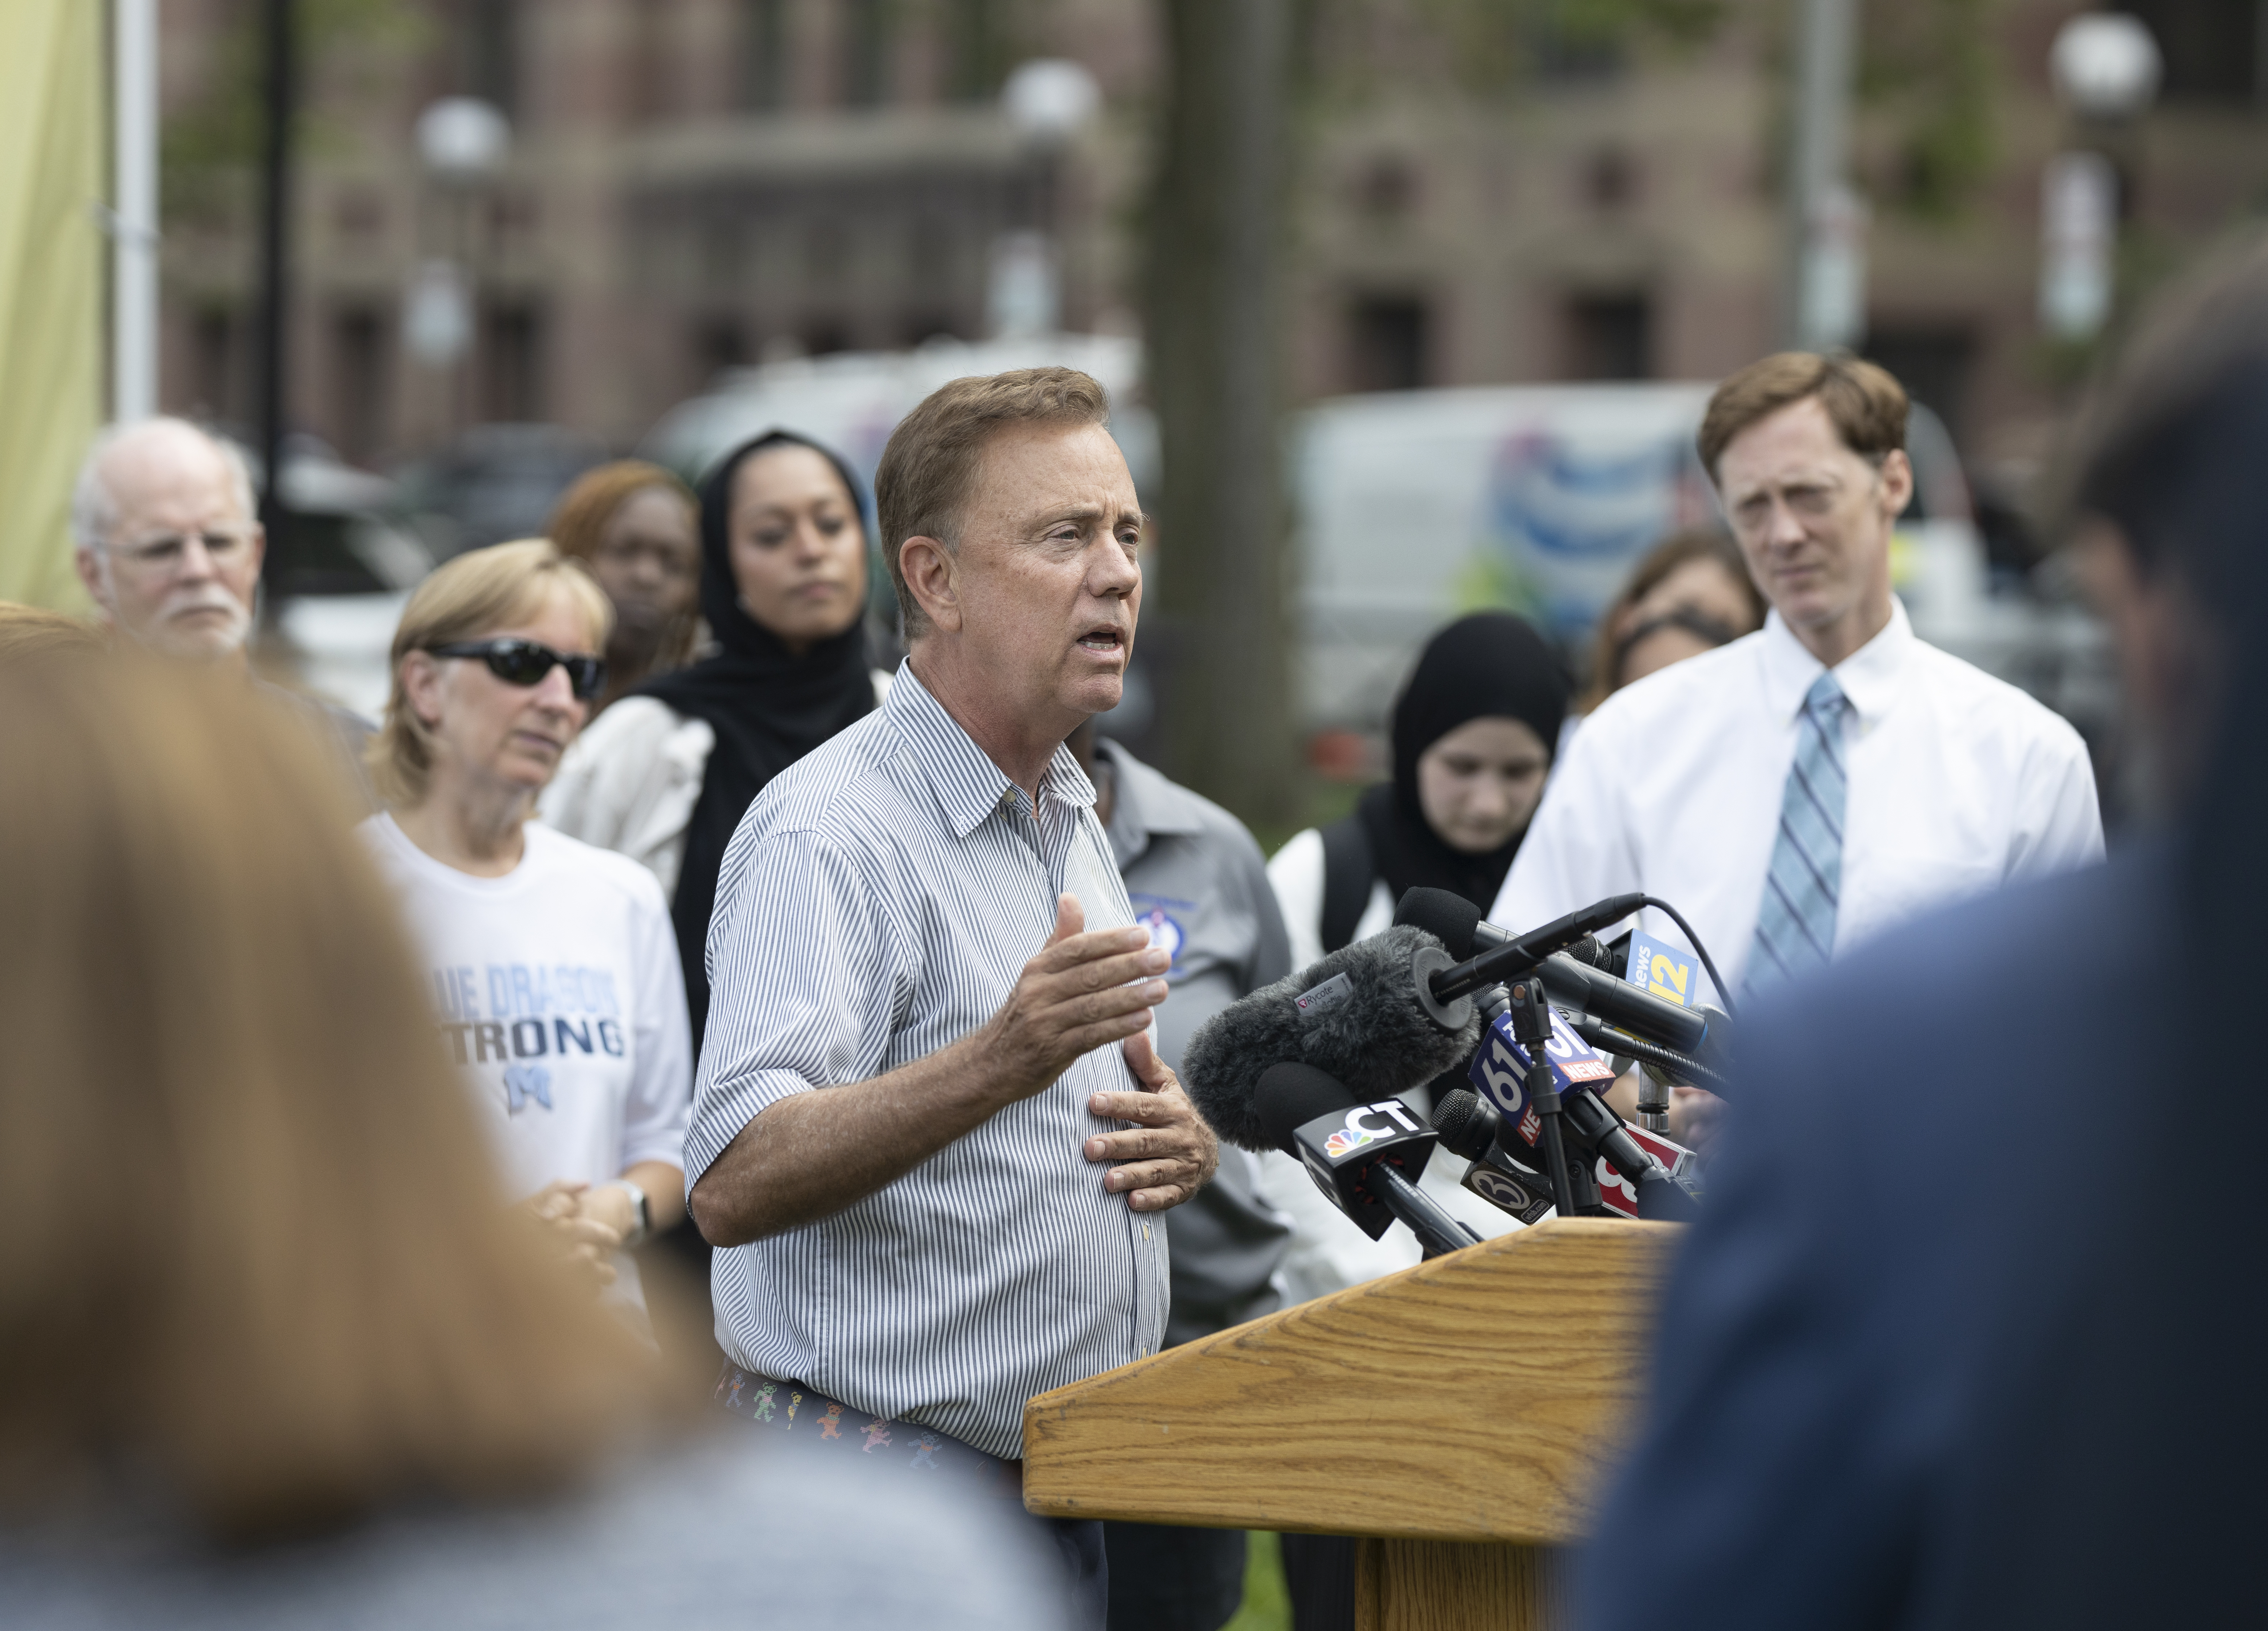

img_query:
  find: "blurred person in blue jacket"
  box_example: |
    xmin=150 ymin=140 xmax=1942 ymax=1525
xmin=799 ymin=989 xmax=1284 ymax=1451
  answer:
xmin=1576 ymin=239 xmax=2268 ymax=1631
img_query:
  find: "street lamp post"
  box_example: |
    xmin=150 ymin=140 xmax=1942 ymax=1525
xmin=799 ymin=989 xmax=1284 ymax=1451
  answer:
xmin=1785 ymin=0 xmax=1867 ymax=352
xmin=2041 ymin=13 xmax=2161 ymax=342
xmin=254 ymin=0 xmax=296 ymax=592
xmin=407 ymin=97 xmax=510 ymax=437
xmin=994 ymin=59 xmax=1100 ymax=339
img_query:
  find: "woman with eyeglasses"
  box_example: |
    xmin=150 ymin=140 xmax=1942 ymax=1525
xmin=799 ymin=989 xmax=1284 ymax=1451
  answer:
xmin=361 ymin=539 xmax=693 ymax=1324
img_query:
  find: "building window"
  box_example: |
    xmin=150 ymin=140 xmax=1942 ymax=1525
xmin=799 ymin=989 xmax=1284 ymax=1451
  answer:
xmin=332 ymin=308 xmax=390 ymax=464
xmin=946 ymin=0 xmax=1005 ymax=102
xmin=1565 ymin=291 xmax=1651 ymax=380
xmin=741 ymin=0 xmax=789 ymax=111
xmin=462 ymin=0 xmax=519 ymax=117
xmin=1354 ymin=154 xmax=1420 ymax=220
xmin=1864 ymin=325 xmax=1976 ymax=450
xmin=1531 ymin=16 xmax=1624 ymax=84
xmin=694 ymin=317 xmax=749 ymax=382
xmin=842 ymin=0 xmax=891 ymax=107
xmin=482 ymin=301 xmax=545 ymax=422
xmin=2125 ymin=1 xmax=2260 ymax=103
xmin=192 ymin=307 xmax=239 ymax=424
xmin=1349 ymin=295 xmax=1430 ymax=392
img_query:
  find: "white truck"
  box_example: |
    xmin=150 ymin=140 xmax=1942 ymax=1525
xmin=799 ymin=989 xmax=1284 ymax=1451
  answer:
xmin=1287 ymin=382 xmax=2108 ymax=742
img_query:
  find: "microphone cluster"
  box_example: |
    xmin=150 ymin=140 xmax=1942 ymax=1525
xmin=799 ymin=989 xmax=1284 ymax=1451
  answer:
xmin=1181 ymin=885 xmax=1731 ymax=1254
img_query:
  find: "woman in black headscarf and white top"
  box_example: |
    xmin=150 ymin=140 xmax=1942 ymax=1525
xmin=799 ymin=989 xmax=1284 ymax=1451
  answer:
xmin=1268 ymin=611 xmax=1571 ymax=969
xmin=544 ymin=431 xmax=886 ymax=1049
xmin=1258 ymin=611 xmax=1572 ymax=1308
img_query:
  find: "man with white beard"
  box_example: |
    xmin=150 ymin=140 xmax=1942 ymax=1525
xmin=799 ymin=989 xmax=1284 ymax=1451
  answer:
xmin=71 ymin=418 xmax=371 ymax=795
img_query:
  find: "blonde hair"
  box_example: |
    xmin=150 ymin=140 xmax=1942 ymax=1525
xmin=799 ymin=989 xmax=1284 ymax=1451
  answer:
xmin=0 ymin=601 xmax=103 ymax=667
xmin=370 ymin=539 xmax=613 ymax=809
xmin=0 ymin=659 xmax=650 ymax=1542
xmin=875 ymin=366 xmax=1112 ymax=637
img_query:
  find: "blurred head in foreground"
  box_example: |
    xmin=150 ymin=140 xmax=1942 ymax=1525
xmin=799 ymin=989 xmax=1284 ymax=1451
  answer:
xmin=547 ymin=461 xmax=701 ymax=708
xmin=1582 ymin=527 xmax=1765 ymax=711
xmin=70 ymin=418 xmax=266 ymax=664
xmin=2063 ymin=241 xmax=2268 ymax=827
xmin=0 ymin=657 xmax=648 ymax=1543
xmin=0 ymin=602 xmax=103 ymax=667
xmin=1576 ymin=238 xmax=2268 ymax=1631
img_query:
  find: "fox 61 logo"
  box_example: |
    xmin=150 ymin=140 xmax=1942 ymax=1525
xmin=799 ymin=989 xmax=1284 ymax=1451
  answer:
xmin=1467 ymin=1010 xmax=1614 ymax=1134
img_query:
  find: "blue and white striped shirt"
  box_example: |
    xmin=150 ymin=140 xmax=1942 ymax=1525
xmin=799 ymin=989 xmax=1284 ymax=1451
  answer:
xmin=687 ymin=661 xmax=1170 ymax=1460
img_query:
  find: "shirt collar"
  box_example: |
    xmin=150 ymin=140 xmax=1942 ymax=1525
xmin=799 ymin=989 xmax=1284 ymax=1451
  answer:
xmin=884 ymin=660 xmax=1097 ymax=839
xmin=1095 ymin=738 xmax=1206 ymax=869
xmin=1097 ymin=739 xmax=1205 ymax=840
xmin=1756 ymin=596 xmax=1916 ymax=726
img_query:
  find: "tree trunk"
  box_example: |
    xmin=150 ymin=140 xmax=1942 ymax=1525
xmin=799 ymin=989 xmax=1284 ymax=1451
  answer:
xmin=1145 ymin=0 xmax=1296 ymax=830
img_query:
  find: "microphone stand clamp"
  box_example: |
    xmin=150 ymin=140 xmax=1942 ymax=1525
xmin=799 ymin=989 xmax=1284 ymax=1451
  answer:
xmin=1505 ymin=976 xmax=1597 ymax=1219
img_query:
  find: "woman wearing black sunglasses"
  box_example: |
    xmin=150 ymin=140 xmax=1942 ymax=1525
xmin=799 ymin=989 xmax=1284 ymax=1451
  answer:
xmin=360 ymin=539 xmax=696 ymax=1331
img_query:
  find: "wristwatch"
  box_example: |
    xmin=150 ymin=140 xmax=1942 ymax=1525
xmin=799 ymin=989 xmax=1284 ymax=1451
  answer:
xmin=608 ymin=1179 xmax=652 ymax=1248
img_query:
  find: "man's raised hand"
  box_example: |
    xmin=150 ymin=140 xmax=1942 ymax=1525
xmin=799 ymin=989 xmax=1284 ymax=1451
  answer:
xmin=981 ymin=893 xmax=1170 ymax=1103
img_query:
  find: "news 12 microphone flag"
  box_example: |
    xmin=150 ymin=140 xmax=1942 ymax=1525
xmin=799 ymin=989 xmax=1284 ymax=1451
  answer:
xmin=1624 ymin=930 xmax=1717 ymax=1011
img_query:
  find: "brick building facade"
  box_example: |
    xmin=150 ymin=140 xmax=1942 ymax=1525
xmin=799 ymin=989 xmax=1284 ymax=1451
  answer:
xmin=154 ymin=0 xmax=2268 ymax=479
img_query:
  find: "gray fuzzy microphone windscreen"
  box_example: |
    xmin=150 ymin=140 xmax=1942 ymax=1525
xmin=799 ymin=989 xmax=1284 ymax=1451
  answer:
xmin=1180 ymin=924 xmax=1480 ymax=1152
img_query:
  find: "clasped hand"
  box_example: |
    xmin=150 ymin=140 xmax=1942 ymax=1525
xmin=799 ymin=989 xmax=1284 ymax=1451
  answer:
xmin=522 ymin=1179 xmax=622 ymax=1289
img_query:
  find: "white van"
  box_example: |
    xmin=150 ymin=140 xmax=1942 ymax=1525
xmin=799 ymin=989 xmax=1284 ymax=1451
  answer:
xmin=1287 ymin=382 xmax=2027 ymax=737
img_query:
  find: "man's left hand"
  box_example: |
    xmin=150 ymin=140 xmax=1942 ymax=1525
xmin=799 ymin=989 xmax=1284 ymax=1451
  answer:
xmin=1083 ymin=1031 xmax=1218 ymax=1212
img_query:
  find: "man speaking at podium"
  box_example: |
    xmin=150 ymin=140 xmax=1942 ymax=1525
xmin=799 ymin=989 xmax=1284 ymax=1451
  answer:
xmin=684 ymin=369 xmax=1218 ymax=1629
xmin=1495 ymin=354 xmax=2102 ymax=1135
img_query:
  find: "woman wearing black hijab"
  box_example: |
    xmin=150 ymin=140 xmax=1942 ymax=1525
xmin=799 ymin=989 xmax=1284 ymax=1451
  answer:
xmin=1260 ymin=611 xmax=1570 ymax=1627
xmin=1267 ymin=611 xmax=1570 ymax=967
xmin=544 ymin=430 xmax=883 ymax=1047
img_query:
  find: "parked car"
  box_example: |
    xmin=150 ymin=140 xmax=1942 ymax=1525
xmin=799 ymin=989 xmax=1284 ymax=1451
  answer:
xmin=393 ymin=423 xmax=611 ymax=561
xmin=236 ymin=441 xmax=433 ymax=721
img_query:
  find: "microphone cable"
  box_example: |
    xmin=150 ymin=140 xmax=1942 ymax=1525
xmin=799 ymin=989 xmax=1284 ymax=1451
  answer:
xmin=1569 ymin=1019 xmax=1732 ymax=1096
xmin=1638 ymin=895 xmax=1738 ymax=1022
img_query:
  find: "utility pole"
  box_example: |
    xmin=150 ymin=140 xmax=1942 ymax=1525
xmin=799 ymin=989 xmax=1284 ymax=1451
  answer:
xmin=112 ymin=0 xmax=159 ymax=422
xmin=254 ymin=0 xmax=294 ymax=591
xmin=1147 ymin=0 xmax=1297 ymax=829
xmin=1784 ymin=0 xmax=1865 ymax=352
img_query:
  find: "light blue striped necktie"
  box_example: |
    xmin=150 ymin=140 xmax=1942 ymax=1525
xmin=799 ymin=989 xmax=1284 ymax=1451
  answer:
xmin=1746 ymin=671 xmax=1851 ymax=992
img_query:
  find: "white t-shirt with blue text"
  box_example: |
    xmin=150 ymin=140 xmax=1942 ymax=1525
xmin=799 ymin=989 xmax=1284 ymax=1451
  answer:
xmin=361 ymin=815 xmax=693 ymax=1305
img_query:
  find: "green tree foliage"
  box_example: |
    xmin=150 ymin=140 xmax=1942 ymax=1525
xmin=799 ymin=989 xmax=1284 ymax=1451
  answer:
xmin=1859 ymin=0 xmax=1998 ymax=220
xmin=163 ymin=0 xmax=421 ymax=224
xmin=1404 ymin=0 xmax=1725 ymax=94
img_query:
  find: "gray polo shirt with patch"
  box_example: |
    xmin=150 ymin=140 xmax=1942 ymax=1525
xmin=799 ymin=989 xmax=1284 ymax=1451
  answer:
xmin=1095 ymin=738 xmax=1295 ymax=1346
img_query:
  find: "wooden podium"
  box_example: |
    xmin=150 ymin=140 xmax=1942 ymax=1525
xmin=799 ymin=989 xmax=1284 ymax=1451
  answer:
xmin=1023 ymin=1217 xmax=1678 ymax=1631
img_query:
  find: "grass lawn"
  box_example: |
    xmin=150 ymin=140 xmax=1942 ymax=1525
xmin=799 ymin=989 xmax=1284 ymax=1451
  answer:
xmin=1220 ymin=1532 xmax=1291 ymax=1631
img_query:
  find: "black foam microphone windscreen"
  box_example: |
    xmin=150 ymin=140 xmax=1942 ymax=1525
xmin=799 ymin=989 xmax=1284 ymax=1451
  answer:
xmin=1254 ymin=1062 xmax=1362 ymax=1154
xmin=1181 ymin=924 xmax=1480 ymax=1152
xmin=1396 ymin=886 xmax=1485 ymax=957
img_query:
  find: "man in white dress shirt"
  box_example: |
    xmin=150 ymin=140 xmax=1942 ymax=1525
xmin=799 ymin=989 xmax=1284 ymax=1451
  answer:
xmin=1494 ymin=353 xmax=2102 ymax=1137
